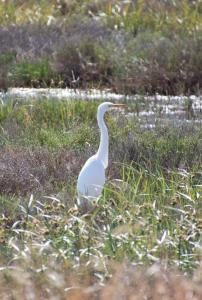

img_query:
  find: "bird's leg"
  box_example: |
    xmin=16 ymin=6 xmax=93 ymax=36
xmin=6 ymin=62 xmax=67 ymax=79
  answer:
xmin=78 ymin=196 xmax=98 ymax=214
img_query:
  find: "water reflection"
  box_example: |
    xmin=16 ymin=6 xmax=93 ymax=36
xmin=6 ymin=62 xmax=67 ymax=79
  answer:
xmin=1 ymin=88 xmax=201 ymax=129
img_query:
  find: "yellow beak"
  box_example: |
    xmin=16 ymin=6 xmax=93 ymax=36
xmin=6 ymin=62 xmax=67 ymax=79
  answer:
xmin=109 ymin=103 xmax=126 ymax=108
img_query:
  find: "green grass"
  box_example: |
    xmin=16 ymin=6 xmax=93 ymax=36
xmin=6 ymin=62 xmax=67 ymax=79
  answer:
xmin=0 ymin=99 xmax=98 ymax=148
xmin=0 ymin=166 xmax=201 ymax=279
xmin=0 ymin=98 xmax=201 ymax=166
xmin=0 ymin=1 xmax=57 ymax=26
xmin=0 ymin=0 xmax=201 ymax=33
xmin=12 ymin=59 xmax=52 ymax=87
xmin=0 ymin=98 xmax=201 ymax=298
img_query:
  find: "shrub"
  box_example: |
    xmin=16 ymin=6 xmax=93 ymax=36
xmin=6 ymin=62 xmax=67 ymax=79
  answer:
xmin=0 ymin=1 xmax=202 ymax=93
xmin=112 ymin=30 xmax=202 ymax=94
xmin=0 ymin=147 xmax=83 ymax=195
xmin=12 ymin=58 xmax=53 ymax=87
xmin=0 ymin=52 xmax=16 ymax=91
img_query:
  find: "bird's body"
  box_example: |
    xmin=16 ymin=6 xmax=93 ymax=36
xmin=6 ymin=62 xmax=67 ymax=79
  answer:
xmin=77 ymin=154 xmax=105 ymax=202
xmin=77 ymin=102 xmax=125 ymax=206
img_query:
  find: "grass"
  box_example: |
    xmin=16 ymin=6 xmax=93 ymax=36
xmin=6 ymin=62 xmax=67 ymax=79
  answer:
xmin=0 ymin=98 xmax=201 ymax=298
xmin=0 ymin=0 xmax=202 ymax=93
xmin=12 ymin=58 xmax=52 ymax=87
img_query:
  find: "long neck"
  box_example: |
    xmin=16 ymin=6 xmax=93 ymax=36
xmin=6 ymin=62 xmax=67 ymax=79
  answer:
xmin=96 ymin=111 xmax=109 ymax=169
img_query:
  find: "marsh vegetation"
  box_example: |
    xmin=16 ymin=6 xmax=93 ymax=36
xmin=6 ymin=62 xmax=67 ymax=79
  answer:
xmin=0 ymin=98 xmax=201 ymax=299
xmin=0 ymin=0 xmax=202 ymax=94
xmin=0 ymin=0 xmax=202 ymax=299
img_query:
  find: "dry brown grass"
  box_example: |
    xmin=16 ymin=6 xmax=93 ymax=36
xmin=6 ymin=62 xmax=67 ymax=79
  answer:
xmin=101 ymin=264 xmax=202 ymax=300
xmin=0 ymin=147 xmax=84 ymax=195
xmin=0 ymin=263 xmax=201 ymax=300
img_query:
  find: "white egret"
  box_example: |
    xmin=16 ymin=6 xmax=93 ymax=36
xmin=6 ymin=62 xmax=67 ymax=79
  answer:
xmin=77 ymin=102 xmax=126 ymax=207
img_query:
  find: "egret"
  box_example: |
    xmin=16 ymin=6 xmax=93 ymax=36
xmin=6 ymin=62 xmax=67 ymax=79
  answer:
xmin=77 ymin=102 xmax=126 ymax=207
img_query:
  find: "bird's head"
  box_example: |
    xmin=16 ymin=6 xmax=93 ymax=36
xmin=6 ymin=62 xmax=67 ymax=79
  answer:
xmin=98 ymin=102 xmax=126 ymax=115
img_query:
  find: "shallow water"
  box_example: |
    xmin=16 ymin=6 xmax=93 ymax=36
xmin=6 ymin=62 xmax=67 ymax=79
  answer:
xmin=1 ymin=88 xmax=202 ymax=129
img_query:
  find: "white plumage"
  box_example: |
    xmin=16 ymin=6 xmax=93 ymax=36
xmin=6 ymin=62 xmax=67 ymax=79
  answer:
xmin=77 ymin=102 xmax=126 ymax=205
